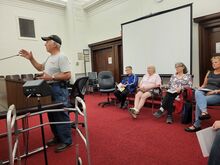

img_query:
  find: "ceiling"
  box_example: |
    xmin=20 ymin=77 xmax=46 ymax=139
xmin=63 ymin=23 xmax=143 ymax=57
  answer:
xmin=61 ymin=0 xmax=97 ymax=6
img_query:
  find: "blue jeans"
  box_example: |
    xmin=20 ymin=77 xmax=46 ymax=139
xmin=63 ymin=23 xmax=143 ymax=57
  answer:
xmin=193 ymin=90 xmax=220 ymax=127
xmin=48 ymin=83 xmax=72 ymax=144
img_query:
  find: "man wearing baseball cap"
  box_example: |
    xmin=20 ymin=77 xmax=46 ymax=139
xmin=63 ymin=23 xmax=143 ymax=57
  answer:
xmin=19 ymin=34 xmax=72 ymax=152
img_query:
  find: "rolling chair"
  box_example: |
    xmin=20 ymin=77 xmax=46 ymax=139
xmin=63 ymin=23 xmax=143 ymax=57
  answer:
xmin=69 ymin=76 xmax=89 ymax=128
xmin=21 ymin=74 xmax=34 ymax=81
xmin=97 ymin=71 xmax=115 ymax=107
xmin=5 ymin=74 xmax=20 ymax=81
xmin=88 ymin=72 xmax=98 ymax=93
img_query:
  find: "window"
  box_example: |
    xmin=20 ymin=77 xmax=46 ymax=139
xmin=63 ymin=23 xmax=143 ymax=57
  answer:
xmin=18 ymin=17 xmax=36 ymax=38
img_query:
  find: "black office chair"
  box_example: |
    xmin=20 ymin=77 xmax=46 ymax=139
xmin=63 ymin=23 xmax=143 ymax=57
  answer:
xmin=5 ymin=75 xmax=20 ymax=81
xmin=21 ymin=74 xmax=34 ymax=81
xmin=69 ymin=76 xmax=89 ymax=128
xmin=88 ymin=72 xmax=98 ymax=93
xmin=97 ymin=71 xmax=115 ymax=107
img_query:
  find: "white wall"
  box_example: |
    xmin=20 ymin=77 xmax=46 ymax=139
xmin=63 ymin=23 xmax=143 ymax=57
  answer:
xmin=0 ymin=0 xmax=90 ymax=82
xmin=0 ymin=0 xmax=67 ymax=75
xmin=1 ymin=0 xmax=220 ymax=85
xmin=65 ymin=0 xmax=91 ymax=81
xmin=86 ymin=0 xmax=220 ymax=86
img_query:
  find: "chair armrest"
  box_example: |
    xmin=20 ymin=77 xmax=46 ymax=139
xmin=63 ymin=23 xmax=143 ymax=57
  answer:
xmin=151 ymin=87 xmax=162 ymax=98
xmin=182 ymin=87 xmax=194 ymax=102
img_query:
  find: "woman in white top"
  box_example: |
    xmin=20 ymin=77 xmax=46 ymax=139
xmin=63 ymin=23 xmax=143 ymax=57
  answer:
xmin=129 ymin=65 xmax=161 ymax=118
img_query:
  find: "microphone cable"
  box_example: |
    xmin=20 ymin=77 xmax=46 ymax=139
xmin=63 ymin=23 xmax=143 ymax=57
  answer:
xmin=0 ymin=54 xmax=19 ymax=61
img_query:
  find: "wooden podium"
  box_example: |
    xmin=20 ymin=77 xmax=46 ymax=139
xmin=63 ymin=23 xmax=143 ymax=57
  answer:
xmin=0 ymin=78 xmax=51 ymax=111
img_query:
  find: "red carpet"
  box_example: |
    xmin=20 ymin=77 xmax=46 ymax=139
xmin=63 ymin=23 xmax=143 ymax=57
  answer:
xmin=1 ymin=93 xmax=219 ymax=165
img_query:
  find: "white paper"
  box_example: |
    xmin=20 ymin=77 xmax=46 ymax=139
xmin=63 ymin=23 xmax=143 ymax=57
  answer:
xmin=167 ymin=89 xmax=177 ymax=94
xmin=216 ymin=42 xmax=220 ymax=53
xmin=108 ymin=57 xmax=112 ymax=64
xmin=196 ymin=127 xmax=217 ymax=157
xmin=115 ymin=83 xmax=125 ymax=92
xmin=198 ymin=88 xmax=213 ymax=92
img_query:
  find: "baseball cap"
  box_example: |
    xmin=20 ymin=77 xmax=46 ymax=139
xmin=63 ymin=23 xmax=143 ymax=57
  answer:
xmin=41 ymin=35 xmax=62 ymax=45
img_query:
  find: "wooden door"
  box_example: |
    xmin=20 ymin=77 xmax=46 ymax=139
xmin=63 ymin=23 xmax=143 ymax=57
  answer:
xmin=93 ymin=47 xmax=115 ymax=76
xmin=89 ymin=37 xmax=122 ymax=82
xmin=194 ymin=13 xmax=220 ymax=84
xmin=210 ymin=27 xmax=220 ymax=57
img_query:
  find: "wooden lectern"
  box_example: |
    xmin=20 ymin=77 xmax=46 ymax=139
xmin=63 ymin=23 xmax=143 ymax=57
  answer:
xmin=0 ymin=78 xmax=51 ymax=111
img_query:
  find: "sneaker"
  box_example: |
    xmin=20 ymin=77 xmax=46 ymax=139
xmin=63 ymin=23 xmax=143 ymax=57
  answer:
xmin=128 ymin=107 xmax=135 ymax=113
xmin=46 ymin=138 xmax=59 ymax=147
xmin=117 ymin=103 xmax=122 ymax=109
xmin=153 ymin=110 xmax=164 ymax=118
xmin=128 ymin=108 xmax=137 ymax=119
xmin=199 ymin=113 xmax=211 ymax=120
xmin=122 ymin=101 xmax=129 ymax=109
xmin=166 ymin=115 xmax=173 ymax=124
xmin=55 ymin=143 xmax=72 ymax=153
xmin=130 ymin=113 xmax=137 ymax=119
xmin=185 ymin=125 xmax=201 ymax=132
xmin=133 ymin=109 xmax=140 ymax=115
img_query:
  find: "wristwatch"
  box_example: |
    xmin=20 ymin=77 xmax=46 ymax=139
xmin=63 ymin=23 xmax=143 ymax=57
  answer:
xmin=52 ymin=74 xmax=55 ymax=80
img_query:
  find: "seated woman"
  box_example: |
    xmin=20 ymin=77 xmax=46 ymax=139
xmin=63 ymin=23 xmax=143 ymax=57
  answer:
xmin=208 ymin=120 xmax=220 ymax=165
xmin=185 ymin=56 xmax=220 ymax=132
xmin=128 ymin=65 xmax=161 ymax=118
xmin=153 ymin=62 xmax=192 ymax=124
xmin=114 ymin=66 xmax=138 ymax=109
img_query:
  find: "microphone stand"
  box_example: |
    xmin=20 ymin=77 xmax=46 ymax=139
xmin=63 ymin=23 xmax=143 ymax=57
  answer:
xmin=0 ymin=54 xmax=19 ymax=61
xmin=37 ymin=95 xmax=48 ymax=165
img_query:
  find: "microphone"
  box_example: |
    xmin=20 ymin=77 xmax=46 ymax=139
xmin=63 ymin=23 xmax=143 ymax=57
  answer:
xmin=0 ymin=54 xmax=20 ymax=61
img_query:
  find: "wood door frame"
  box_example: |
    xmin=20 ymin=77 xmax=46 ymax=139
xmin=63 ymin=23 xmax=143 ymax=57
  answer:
xmin=88 ymin=37 xmax=122 ymax=82
xmin=194 ymin=12 xmax=220 ymax=83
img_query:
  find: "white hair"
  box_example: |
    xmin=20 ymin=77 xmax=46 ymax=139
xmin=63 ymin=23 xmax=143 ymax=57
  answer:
xmin=52 ymin=40 xmax=61 ymax=49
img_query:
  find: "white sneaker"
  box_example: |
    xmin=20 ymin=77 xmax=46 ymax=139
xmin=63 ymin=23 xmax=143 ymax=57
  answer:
xmin=134 ymin=109 xmax=140 ymax=115
xmin=128 ymin=108 xmax=137 ymax=119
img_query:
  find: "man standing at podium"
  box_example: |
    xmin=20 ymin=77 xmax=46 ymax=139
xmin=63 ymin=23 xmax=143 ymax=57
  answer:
xmin=19 ymin=35 xmax=72 ymax=153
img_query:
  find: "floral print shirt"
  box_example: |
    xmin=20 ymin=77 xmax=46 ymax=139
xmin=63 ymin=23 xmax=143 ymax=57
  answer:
xmin=168 ymin=74 xmax=192 ymax=91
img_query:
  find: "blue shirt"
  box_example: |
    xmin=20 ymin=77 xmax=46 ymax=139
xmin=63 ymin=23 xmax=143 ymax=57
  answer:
xmin=121 ymin=74 xmax=138 ymax=93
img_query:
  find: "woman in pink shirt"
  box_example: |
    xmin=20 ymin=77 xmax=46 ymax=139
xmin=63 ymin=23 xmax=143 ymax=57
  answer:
xmin=129 ymin=65 xmax=161 ymax=118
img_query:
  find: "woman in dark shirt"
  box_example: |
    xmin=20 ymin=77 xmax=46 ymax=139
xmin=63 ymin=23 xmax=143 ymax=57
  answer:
xmin=185 ymin=56 xmax=220 ymax=132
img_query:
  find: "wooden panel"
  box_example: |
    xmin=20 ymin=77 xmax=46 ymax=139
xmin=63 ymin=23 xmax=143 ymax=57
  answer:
xmin=194 ymin=12 xmax=220 ymax=84
xmin=89 ymin=37 xmax=122 ymax=82
xmin=0 ymin=78 xmax=51 ymax=111
xmin=210 ymin=27 xmax=220 ymax=56
xmin=0 ymin=78 xmax=8 ymax=110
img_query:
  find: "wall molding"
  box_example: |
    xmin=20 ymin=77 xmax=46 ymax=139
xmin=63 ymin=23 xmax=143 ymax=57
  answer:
xmin=0 ymin=0 xmax=65 ymax=16
xmin=83 ymin=0 xmax=128 ymax=16
xmin=35 ymin=0 xmax=67 ymax=7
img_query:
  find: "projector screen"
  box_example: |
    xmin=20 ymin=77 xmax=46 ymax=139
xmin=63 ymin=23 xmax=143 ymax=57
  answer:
xmin=122 ymin=4 xmax=192 ymax=75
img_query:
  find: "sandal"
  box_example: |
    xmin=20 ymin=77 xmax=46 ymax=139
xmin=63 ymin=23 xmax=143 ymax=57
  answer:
xmin=199 ymin=112 xmax=211 ymax=120
xmin=185 ymin=125 xmax=201 ymax=132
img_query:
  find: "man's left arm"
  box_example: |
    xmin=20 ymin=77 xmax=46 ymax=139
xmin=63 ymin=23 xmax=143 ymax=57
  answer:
xmin=38 ymin=71 xmax=71 ymax=81
xmin=39 ymin=55 xmax=71 ymax=81
xmin=52 ymin=72 xmax=71 ymax=81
